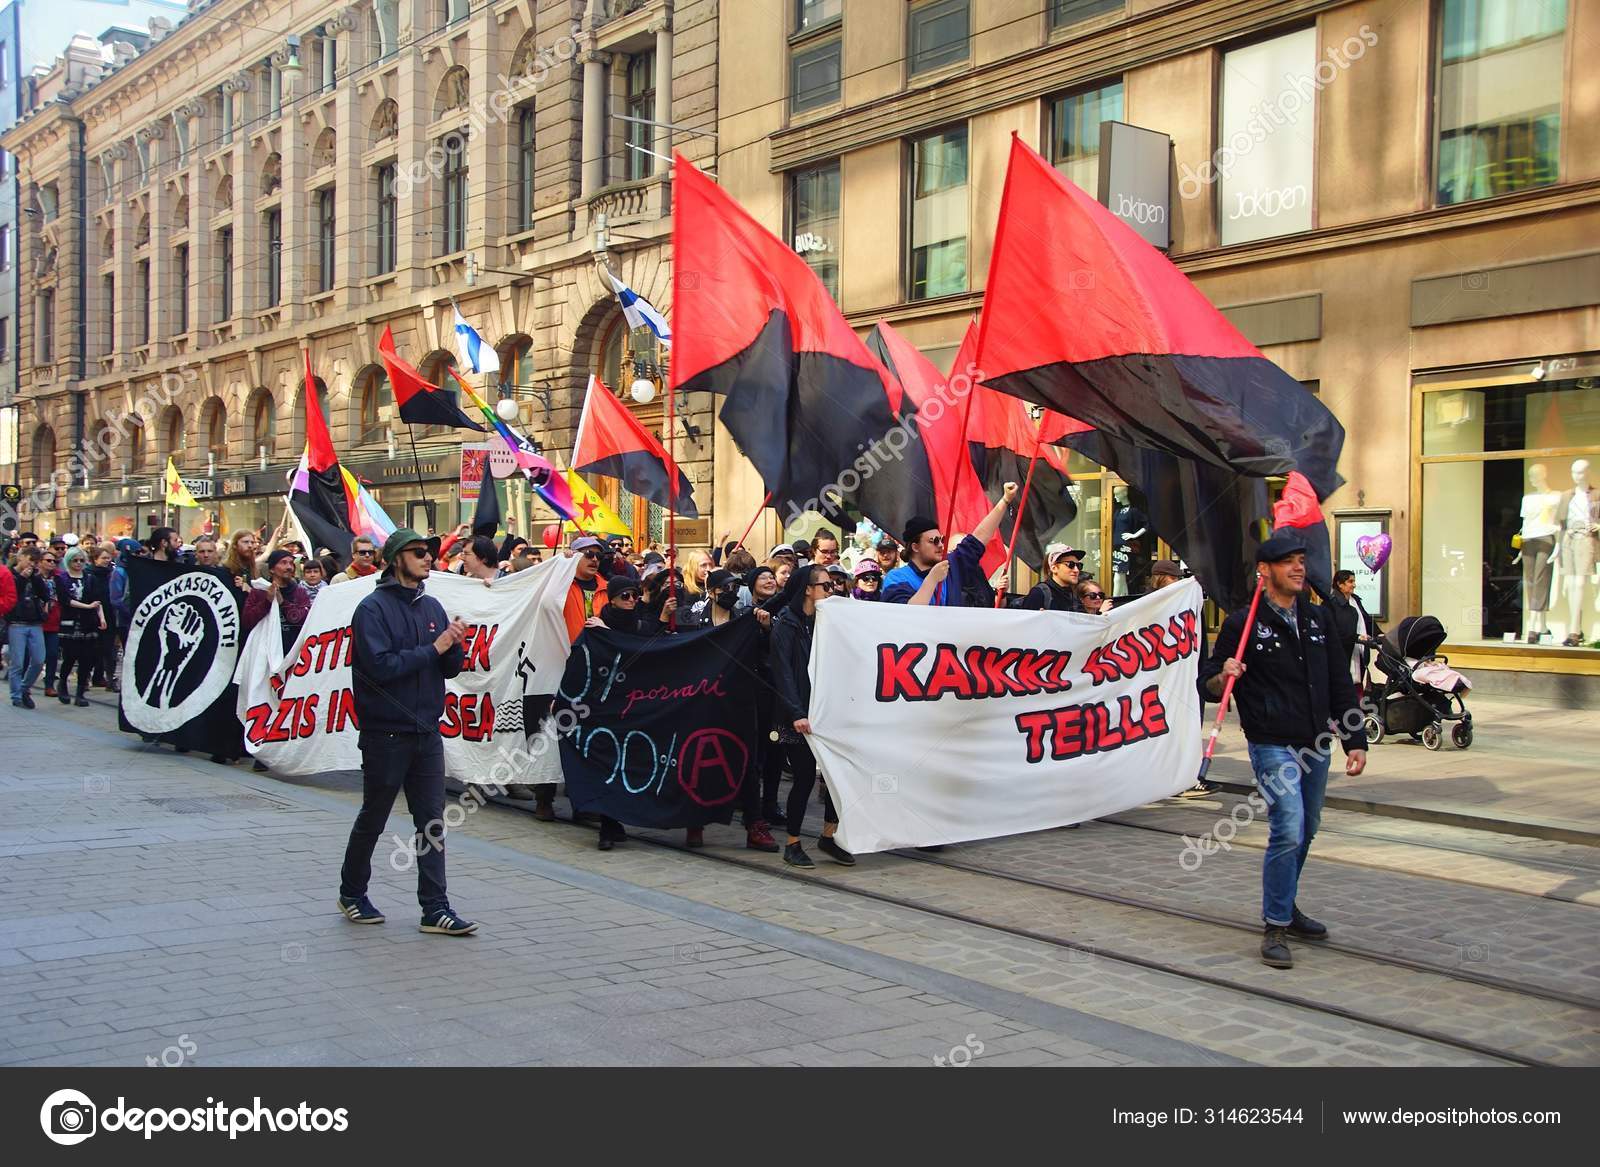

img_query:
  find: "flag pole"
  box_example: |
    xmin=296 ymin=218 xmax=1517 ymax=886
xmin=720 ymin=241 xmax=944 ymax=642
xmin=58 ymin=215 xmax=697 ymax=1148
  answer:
xmin=994 ymin=414 xmax=1047 ymax=608
xmin=941 ymin=347 xmax=981 ymax=537
xmin=733 ymin=490 xmax=774 ymax=556
xmin=406 ymin=426 xmax=429 ymax=526
xmin=1197 ymin=572 xmax=1266 ymax=783
xmin=665 ymin=377 xmax=678 ymax=630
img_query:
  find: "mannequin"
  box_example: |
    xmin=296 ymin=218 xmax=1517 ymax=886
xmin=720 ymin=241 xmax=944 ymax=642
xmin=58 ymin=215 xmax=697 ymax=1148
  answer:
xmin=1555 ymin=458 xmax=1600 ymax=647
xmin=1518 ymin=462 xmax=1560 ymax=642
xmin=1111 ymin=486 xmax=1150 ymax=598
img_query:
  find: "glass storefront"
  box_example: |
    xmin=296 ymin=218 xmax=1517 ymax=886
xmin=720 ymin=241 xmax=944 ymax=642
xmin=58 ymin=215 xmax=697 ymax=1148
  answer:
xmin=1420 ymin=371 xmax=1600 ymax=650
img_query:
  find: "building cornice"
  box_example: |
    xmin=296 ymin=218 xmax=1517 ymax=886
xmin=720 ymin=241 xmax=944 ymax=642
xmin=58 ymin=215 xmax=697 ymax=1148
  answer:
xmin=767 ymin=0 xmax=1347 ymax=173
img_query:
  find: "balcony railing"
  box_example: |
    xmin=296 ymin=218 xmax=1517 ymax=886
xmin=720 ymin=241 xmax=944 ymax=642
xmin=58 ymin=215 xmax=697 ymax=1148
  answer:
xmin=584 ymin=173 xmax=670 ymax=234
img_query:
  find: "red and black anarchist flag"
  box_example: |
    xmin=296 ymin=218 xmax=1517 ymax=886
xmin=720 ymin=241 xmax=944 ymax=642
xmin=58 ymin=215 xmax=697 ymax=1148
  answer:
xmin=378 ymin=325 xmax=485 ymax=432
xmin=289 ymin=352 xmax=358 ymax=567
xmin=1272 ymin=470 xmax=1333 ymax=598
xmin=573 ymin=376 xmax=698 ymax=517
xmin=975 ymin=137 xmax=1345 ymax=605
xmin=949 ymin=319 xmax=1083 ymax=571
xmin=865 ymin=321 xmax=1004 ymax=575
xmin=670 ymin=155 xmax=934 ymax=536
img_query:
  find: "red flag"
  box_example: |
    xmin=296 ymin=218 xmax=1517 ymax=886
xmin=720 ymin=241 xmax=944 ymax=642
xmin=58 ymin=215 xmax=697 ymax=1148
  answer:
xmin=303 ymin=349 xmax=337 ymax=473
xmin=378 ymin=326 xmax=485 ymax=431
xmin=975 ymin=138 xmax=1344 ymax=604
xmin=573 ymin=376 xmax=697 ymax=517
xmin=865 ymin=322 xmax=1002 ymax=575
xmin=670 ymin=154 xmax=933 ymax=535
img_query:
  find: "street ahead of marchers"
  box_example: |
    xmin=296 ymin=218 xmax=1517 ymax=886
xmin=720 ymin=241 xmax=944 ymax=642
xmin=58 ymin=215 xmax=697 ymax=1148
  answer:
xmin=1 ymin=691 xmax=1597 ymax=1067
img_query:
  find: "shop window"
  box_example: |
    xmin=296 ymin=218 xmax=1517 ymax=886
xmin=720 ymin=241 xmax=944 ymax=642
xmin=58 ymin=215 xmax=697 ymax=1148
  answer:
xmin=1419 ymin=375 xmax=1600 ymax=649
xmin=1435 ymin=0 xmax=1565 ymax=206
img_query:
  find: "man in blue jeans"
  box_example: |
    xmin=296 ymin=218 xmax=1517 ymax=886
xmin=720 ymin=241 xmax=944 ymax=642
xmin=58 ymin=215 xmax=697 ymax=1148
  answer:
xmin=338 ymin=528 xmax=477 ymax=936
xmin=1200 ymin=536 xmax=1367 ymax=969
xmin=5 ymin=548 xmax=53 ymax=708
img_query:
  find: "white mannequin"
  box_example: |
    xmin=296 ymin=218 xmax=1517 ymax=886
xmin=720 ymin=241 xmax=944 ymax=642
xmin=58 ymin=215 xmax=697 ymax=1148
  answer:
xmin=1519 ymin=462 xmax=1560 ymax=641
xmin=1556 ymin=458 xmax=1599 ymax=646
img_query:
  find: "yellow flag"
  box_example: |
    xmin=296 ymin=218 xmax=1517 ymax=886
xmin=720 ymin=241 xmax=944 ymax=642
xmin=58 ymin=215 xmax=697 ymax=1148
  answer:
xmin=562 ymin=469 xmax=631 ymax=537
xmin=165 ymin=458 xmax=200 ymax=508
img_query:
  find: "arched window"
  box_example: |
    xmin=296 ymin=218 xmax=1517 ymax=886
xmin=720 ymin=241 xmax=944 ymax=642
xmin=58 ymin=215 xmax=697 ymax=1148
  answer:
xmin=355 ymin=366 xmax=392 ymax=446
xmin=128 ymin=418 xmax=146 ymax=471
xmin=250 ymin=391 xmax=275 ymax=456
xmin=417 ymin=351 xmax=458 ymax=437
xmin=201 ymin=398 xmax=228 ymax=462
xmin=162 ymin=406 xmax=187 ymax=465
xmin=31 ymin=424 xmax=57 ymax=482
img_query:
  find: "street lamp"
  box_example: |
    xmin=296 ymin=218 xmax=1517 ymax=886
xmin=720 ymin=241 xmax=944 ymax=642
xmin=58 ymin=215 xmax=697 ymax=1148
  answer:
xmin=495 ymin=396 xmax=521 ymax=422
xmin=630 ymin=378 xmax=657 ymax=405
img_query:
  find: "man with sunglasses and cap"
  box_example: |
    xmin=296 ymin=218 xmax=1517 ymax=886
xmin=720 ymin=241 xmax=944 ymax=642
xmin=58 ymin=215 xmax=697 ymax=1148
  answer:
xmin=882 ymin=483 xmax=1018 ymax=607
xmin=1199 ymin=534 xmax=1367 ymax=970
xmin=1021 ymin=544 xmax=1087 ymax=612
xmin=338 ymin=528 xmax=477 ymax=936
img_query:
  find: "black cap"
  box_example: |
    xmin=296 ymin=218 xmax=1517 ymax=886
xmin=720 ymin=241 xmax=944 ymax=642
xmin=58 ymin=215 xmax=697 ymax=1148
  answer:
xmin=266 ymin=549 xmax=296 ymax=570
xmin=610 ymin=579 xmax=641 ymax=599
xmin=1256 ymin=534 xmax=1306 ymax=564
xmin=706 ymin=568 xmax=736 ymax=592
xmin=790 ymin=539 xmax=811 ymax=558
xmin=902 ymin=515 xmax=939 ymax=547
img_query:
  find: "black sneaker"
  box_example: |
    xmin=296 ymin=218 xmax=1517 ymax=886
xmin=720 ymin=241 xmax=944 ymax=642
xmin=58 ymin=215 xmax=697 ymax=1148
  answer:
xmin=783 ymin=842 xmax=815 ymax=869
xmin=419 ymin=908 xmax=477 ymax=936
xmin=1260 ymin=925 xmax=1293 ymax=969
xmin=816 ymin=836 xmax=855 ymax=866
xmin=58 ymin=693 xmax=72 ymax=705
xmin=20 ymin=695 xmax=35 ymax=710
xmin=337 ymin=895 xmax=385 ymax=924
xmin=1288 ymin=906 xmax=1328 ymax=941
xmin=75 ymin=697 xmax=90 ymax=707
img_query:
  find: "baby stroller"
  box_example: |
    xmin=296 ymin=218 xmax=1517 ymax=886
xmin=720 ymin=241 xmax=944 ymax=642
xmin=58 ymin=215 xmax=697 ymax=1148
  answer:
xmin=1364 ymin=615 xmax=1473 ymax=750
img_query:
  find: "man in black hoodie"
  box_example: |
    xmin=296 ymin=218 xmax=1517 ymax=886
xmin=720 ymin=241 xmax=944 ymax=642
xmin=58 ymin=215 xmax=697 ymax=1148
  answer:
xmin=337 ymin=528 xmax=477 ymax=936
xmin=1200 ymin=536 xmax=1367 ymax=970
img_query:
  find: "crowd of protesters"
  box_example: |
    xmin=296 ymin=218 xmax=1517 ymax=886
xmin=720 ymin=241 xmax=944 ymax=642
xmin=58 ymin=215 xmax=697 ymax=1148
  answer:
xmin=2 ymin=495 xmax=1365 ymax=970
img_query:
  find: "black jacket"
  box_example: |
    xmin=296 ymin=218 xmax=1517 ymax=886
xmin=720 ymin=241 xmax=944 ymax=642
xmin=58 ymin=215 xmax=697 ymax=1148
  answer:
xmin=1199 ymin=594 xmax=1367 ymax=752
xmin=5 ymin=567 xmax=51 ymax=624
xmin=1021 ymin=578 xmax=1082 ymax=612
xmin=351 ymin=575 xmax=464 ymax=734
xmin=1326 ymin=592 xmax=1377 ymax=665
xmin=770 ymin=605 xmax=815 ymax=724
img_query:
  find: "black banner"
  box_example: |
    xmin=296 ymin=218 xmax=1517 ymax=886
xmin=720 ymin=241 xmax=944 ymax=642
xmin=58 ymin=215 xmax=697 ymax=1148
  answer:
xmin=118 ymin=558 xmax=246 ymax=761
xmin=555 ymin=619 xmax=762 ymax=828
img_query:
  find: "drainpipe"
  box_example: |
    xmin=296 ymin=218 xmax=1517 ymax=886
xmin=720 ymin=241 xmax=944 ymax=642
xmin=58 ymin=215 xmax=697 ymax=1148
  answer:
xmin=73 ymin=115 xmax=87 ymax=476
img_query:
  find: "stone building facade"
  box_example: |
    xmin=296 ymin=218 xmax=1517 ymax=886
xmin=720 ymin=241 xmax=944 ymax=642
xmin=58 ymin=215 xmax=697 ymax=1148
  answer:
xmin=3 ymin=0 xmax=716 ymax=545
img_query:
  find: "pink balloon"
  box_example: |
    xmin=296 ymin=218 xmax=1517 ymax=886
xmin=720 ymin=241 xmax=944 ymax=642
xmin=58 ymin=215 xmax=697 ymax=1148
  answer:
xmin=1355 ymin=532 xmax=1391 ymax=573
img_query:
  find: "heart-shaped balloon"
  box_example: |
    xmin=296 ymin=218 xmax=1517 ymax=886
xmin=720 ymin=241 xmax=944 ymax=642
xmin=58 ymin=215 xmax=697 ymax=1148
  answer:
xmin=1356 ymin=533 xmax=1392 ymax=573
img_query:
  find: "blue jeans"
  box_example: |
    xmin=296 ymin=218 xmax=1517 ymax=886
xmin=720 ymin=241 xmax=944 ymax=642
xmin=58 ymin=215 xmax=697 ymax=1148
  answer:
xmin=339 ymin=731 xmax=449 ymax=914
xmin=8 ymin=624 xmax=45 ymax=703
xmin=1247 ymin=741 xmax=1331 ymax=927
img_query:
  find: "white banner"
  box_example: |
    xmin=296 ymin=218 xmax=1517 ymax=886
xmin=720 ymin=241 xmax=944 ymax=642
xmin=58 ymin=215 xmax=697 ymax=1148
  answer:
xmin=235 ymin=556 xmax=578 ymax=781
xmin=806 ymin=580 xmax=1205 ymax=853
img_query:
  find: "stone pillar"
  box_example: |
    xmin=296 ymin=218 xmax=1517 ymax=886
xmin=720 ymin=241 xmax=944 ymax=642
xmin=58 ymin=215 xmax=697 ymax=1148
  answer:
xmin=651 ymin=17 xmax=672 ymax=177
xmin=105 ymin=145 xmax=132 ymax=357
xmin=179 ymin=101 xmax=208 ymax=344
xmin=467 ymin=4 xmax=502 ymax=257
xmin=581 ymin=49 xmax=610 ymax=197
xmin=394 ymin=27 xmax=429 ymax=289
xmin=274 ymin=45 xmax=306 ymax=322
xmin=224 ymin=72 xmax=254 ymax=321
xmin=139 ymin=124 xmax=169 ymax=352
xmin=329 ymin=9 xmax=363 ymax=308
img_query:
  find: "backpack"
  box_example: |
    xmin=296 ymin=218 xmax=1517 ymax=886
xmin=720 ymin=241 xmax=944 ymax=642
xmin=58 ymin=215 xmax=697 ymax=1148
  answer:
xmin=110 ymin=562 xmax=131 ymax=621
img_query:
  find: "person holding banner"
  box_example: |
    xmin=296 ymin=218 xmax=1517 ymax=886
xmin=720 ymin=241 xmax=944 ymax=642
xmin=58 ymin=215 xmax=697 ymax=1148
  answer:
xmin=1200 ymin=536 xmax=1367 ymax=970
xmin=882 ymin=483 xmax=1018 ymax=607
xmin=771 ymin=564 xmax=854 ymax=869
xmin=338 ymin=528 xmax=477 ymax=936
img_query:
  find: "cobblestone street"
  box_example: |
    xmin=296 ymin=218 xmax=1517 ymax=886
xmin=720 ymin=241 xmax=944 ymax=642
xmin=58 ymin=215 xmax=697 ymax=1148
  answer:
xmin=3 ymin=695 xmax=1596 ymax=1068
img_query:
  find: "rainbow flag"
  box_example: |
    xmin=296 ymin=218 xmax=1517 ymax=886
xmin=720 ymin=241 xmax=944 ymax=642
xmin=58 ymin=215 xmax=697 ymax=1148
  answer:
xmin=449 ymin=369 xmax=576 ymax=519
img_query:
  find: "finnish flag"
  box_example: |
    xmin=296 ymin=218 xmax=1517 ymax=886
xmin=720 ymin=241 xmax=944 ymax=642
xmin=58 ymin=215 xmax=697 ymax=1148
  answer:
xmin=602 ymin=267 xmax=672 ymax=349
xmin=451 ymin=304 xmax=501 ymax=375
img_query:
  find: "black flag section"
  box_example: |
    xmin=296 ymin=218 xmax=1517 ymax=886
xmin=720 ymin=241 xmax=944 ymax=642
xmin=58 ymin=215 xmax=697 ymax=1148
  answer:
xmin=555 ymin=619 xmax=762 ymax=829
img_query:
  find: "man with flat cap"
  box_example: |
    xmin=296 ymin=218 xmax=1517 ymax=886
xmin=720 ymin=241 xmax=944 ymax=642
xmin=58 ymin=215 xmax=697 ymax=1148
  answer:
xmin=337 ymin=527 xmax=477 ymax=936
xmin=882 ymin=483 xmax=1019 ymax=607
xmin=1200 ymin=535 xmax=1366 ymax=970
